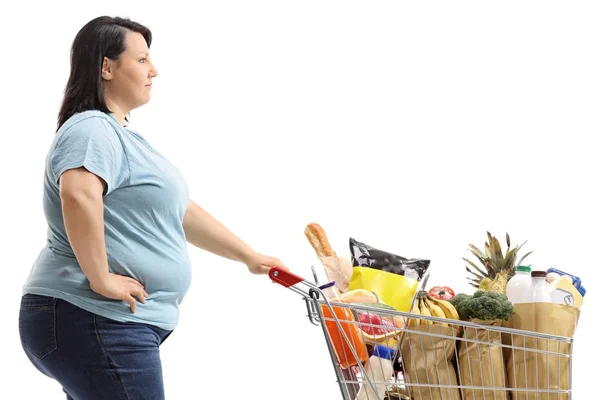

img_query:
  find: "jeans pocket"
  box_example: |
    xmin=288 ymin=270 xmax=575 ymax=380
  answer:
xmin=19 ymin=294 xmax=58 ymax=360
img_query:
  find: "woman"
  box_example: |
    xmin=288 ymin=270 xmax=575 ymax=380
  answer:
xmin=19 ymin=16 xmax=287 ymax=400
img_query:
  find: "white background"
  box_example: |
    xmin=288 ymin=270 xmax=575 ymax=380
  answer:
xmin=1 ymin=1 xmax=597 ymax=398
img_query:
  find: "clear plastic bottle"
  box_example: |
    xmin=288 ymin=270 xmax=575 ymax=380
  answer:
xmin=356 ymin=345 xmax=395 ymax=400
xmin=528 ymin=271 xmax=552 ymax=303
xmin=505 ymin=265 xmax=532 ymax=304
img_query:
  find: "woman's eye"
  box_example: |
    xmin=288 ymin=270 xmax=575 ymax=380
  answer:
xmin=139 ymin=58 xmax=147 ymax=63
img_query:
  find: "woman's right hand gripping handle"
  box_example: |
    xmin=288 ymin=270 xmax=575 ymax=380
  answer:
xmin=59 ymin=167 xmax=148 ymax=313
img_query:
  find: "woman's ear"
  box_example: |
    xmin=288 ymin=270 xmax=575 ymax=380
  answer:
xmin=101 ymin=57 xmax=113 ymax=80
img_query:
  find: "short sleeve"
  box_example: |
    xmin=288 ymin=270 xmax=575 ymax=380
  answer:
xmin=51 ymin=116 xmax=129 ymax=196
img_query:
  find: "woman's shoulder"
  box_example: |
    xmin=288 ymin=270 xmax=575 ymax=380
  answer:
xmin=58 ymin=110 xmax=116 ymax=135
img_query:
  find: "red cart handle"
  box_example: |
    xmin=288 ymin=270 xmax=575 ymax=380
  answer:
xmin=269 ymin=267 xmax=304 ymax=288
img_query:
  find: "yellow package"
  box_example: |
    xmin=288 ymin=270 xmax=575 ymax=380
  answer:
xmin=348 ymin=238 xmax=430 ymax=311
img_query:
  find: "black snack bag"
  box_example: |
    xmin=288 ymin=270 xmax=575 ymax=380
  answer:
xmin=349 ymin=237 xmax=430 ymax=280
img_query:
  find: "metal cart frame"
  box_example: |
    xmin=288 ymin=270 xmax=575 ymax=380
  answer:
xmin=269 ymin=267 xmax=575 ymax=400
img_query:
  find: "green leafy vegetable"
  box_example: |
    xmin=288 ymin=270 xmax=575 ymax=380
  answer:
xmin=449 ymin=291 xmax=514 ymax=321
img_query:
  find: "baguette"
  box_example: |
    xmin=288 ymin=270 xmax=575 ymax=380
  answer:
xmin=304 ymin=223 xmax=337 ymax=258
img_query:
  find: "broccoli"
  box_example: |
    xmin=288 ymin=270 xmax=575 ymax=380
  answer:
xmin=449 ymin=291 xmax=514 ymax=321
xmin=449 ymin=293 xmax=471 ymax=309
xmin=450 ymin=294 xmax=475 ymax=321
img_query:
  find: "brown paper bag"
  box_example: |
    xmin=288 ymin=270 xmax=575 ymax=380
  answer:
xmin=458 ymin=319 xmax=509 ymax=400
xmin=504 ymin=303 xmax=580 ymax=400
xmin=319 ymin=255 xmax=353 ymax=293
xmin=501 ymin=317 xmax=514 ymax=363
xmin=400 ymin=325 xmax=461 ymax=400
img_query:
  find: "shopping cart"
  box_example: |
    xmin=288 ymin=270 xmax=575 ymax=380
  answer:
xmin=269 ymin=267 xmax=575 ymax=400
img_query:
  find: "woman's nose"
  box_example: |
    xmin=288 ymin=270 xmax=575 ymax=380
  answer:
xmin=149 ymin=62 xmax=158 ymax=78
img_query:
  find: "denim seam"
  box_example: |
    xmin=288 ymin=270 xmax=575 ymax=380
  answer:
xmin=20 ymin=306 xmax=54 ymax=311
xmin=53 ymin=298 xmax=57 ymax=355
xmin=93 ymin=313 xmax=132 ymax=400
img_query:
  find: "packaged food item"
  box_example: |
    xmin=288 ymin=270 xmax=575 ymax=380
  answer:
xmin=319 ymin=281 xmax=369 ymax=369
xmin=318 ymin=255 xmax=353 ymax=293
xmin=349 ymin=238 xmax=430 ymax=278
xmin=304 ymin=223 xmax=353 ymax=292
xmin=348 ymin=238 xmax=430 ymax=311
xmin=546 ymin=272 xmax=561 ymax=283
xmin=356 ymin=345 xmax=395 ymax=400
xmin=549 ymin=276 xmax=584 ymax=309
xmin=546 ymin=268 xmax=586 ymax=297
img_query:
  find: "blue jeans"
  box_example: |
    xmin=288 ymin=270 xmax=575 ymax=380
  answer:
xmin=18 ymin=293 xmax=173 ymax=400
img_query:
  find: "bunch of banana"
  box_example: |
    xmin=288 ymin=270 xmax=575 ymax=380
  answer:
xmin=408 ymin=290 xmax=459 ymax=327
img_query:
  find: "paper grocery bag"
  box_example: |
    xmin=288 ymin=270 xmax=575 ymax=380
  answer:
xmin=458 ymin=319 xmax=509 ymax=400
xmin=319 ymin=255 xmax=353 ymax=293
xmin=400 ymin=325 xmax=461 ymax=400
xmin=504 ymin=303 xmax=580 ymax=400
xmin=501 ymin=317 xmax=514 ymax=363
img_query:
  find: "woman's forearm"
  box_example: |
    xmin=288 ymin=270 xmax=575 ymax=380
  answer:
xmin=183 ymin=200 xmax=256 ymax=263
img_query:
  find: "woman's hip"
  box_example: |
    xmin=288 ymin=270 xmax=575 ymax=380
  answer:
xmin=19 ymin=293 xmax=172 ymax=400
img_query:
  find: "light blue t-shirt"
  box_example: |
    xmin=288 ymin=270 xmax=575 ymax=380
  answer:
xmin=23 ymin=110 xmax=192 ymax=330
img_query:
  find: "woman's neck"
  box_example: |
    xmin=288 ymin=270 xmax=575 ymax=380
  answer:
xmin=104 ymin=97 xmax=128 ymax=126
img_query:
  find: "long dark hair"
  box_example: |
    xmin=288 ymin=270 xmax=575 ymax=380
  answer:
xmin=56 ymin=16 xmax=152 ymax=132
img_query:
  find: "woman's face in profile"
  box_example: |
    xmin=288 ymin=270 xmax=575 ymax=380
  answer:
xmin=102 ymin=31 xmax=158 ymax=110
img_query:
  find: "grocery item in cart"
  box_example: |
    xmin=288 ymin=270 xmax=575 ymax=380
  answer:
xmin=304 ymin=223 xmax=353 ymax=292
xmin=412 ymin=290 xmax=461 ymax=326
xmin=528 ymin=270 xmax=552 ymax=303
xmin=305 ymin=222 xmax=337 ymax=257
xmin=505 ymin=302 xmax=580 ymax=400
xmin=549 ymin=275 xmax=584 ymax=308
xmin=319 ymin=281 xmax=370 ymax=369
xmin=450 ymin=291 xmax=513 ymax=400
xmin=449 ymin=291 xmax=514 ymax=322
xmin=546 ymin=267 xmax=586 ymax=297
xmin=427 ymin=286 xmax=455 ymax=300
xmin=505 ymin=265 xmax=532 ymax=304
xmin=340 ymin=289 xmax=379 ymax=304
xmin=348 ymin=237 xmax=431 ymax=312
xmin=355 ymin=345 xmax=395 ymax=400
xmin=397 ymin=291 xmax=461 ymax=399
xmin=463 ymin=231 xmax=532 ymax=294
xmin=400 ymin=324 xmax=461 ymax=400
xmin=319 ymin=255 xmax=354 ymax=293
xmin=458 ymin=320 xmax=508 ymax=400
xmin=270 ymin=260 xmax=579 ymax=400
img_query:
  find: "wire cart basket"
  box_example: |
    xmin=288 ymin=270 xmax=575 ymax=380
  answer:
xmin=269 ymin=267 xmax=575 ymax=400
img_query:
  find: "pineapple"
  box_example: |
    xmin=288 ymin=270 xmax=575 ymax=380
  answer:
xmin=464 ymin=232 xmax=532 ymax=294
